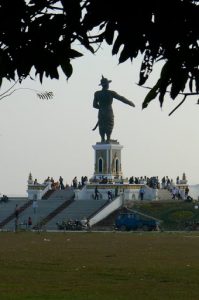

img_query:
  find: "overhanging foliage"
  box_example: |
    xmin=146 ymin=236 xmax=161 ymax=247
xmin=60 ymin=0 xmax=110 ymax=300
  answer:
xmin=1 ymin=0 xmax=199 ymax=108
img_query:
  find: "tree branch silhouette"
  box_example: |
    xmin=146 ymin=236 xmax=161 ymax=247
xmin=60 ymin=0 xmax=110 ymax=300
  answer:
xmin=141 ymin=85 xmax=198 ymax=116
xmin=0 ymin=84 xmax=54 ymax=101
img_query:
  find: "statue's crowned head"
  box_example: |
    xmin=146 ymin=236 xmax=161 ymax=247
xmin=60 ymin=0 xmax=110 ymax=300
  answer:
xmin=99 ymin=75 xmax=112 ymax=86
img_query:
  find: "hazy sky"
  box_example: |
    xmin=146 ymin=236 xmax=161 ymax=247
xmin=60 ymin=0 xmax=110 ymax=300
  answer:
xmin=0 ymin=45 xmax=198 ymax=196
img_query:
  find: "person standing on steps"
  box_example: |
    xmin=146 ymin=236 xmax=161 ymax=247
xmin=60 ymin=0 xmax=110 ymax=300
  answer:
xmin=28 ymin=216 xmax=32 ymax=230
xmin=94 ymin=186 xmax=99 ymax=200
xmin=59 ymin=176 xmax=65 ymax=190
xmin=139 ymin=187 xmax=145 ymax=200
xmin=14 ymin=204 xmax=20 ymax=232
xmin=14 ymin=204 xmax=19 ymax=220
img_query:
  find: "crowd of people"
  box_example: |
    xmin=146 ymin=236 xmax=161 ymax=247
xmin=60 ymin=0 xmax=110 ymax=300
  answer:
xmin=32 ymin=176 xmax=70 ymax=191
xmin=31 ymin=173 xmax=191 ymax=202
xmin=161 ymin=175 xmax=191 ymax=200
xmin=129 ymin=176 xmax=160 ymax=189
xmin=161 ymin=176 xmax=173 ymax=189
xmin=72 ymin=176 xmax=88 ymax=189
xmin=167 ymin=183 xmax=190 ymax=201
xmin=32 ymin=175 xmax=89 ymax=190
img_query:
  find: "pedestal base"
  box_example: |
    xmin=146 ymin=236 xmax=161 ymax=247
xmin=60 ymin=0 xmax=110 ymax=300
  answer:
xmin=92 ymin=140 xmax=123 ymax=181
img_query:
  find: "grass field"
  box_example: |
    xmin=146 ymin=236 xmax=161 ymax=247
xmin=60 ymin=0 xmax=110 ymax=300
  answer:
xmin=0 ymin=231 xmax=199 ymax=300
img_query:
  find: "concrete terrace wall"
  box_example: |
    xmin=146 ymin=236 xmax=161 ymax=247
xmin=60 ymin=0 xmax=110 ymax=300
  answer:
xmin=76 ymin=184 xmax=157 ymax=201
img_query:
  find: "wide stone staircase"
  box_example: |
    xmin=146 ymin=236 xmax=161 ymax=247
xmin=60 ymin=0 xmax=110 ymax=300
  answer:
xmin=1 ymin=189 xmax=75 ymax=231
xmin=0 ymin=189 xmax=117 ymax=231
xmin=33 ymin=189 xmax=75 ymax=229
xmin=48 ymin=189 xmax=74 ymax=201
xmin=47 ymin=199 xmax=108 ymax=230
xmin=0 ymin=197 xmax=32 ymax=229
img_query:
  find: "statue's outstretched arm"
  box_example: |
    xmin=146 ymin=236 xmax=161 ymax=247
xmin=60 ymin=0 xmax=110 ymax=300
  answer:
xmin=113 ymin=91 xmax=135 ymax=107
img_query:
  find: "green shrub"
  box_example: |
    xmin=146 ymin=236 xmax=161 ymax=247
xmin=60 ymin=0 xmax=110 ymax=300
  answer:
xmin=168 ymin=210 xmax=194 ymax=222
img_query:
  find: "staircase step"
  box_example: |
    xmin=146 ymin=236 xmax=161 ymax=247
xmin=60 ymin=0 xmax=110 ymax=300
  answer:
xmin=158 ymin=189 xmax=172 ymax=200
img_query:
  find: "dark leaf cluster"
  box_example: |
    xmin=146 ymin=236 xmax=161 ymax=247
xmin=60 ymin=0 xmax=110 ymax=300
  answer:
xmin=0 ymin=0 xmax=199 ymax=107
